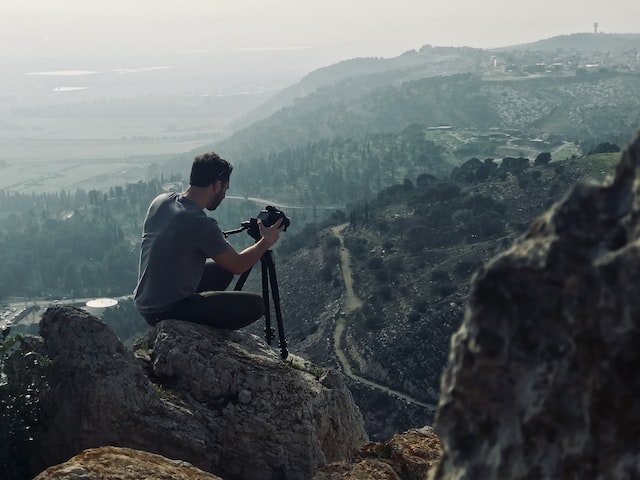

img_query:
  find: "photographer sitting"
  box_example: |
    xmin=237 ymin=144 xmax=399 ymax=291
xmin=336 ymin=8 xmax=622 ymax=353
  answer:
xmin=134 ymin=152 xmax=285 ymax=329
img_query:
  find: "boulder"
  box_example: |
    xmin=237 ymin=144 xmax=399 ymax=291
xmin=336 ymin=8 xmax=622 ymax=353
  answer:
xmin=32 ymin=306 xmax=368 ymax=480
xmin=34 ymin=446 xmax=223 ymax=480
xmin=313 ymin=426 xmax=442 ymax=479
xmin=432 ymin=134 xmax=640 ymax=478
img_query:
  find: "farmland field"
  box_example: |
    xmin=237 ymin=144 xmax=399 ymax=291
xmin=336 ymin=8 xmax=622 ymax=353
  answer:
xmin=0 ymin=116 xmax=223 ymax=193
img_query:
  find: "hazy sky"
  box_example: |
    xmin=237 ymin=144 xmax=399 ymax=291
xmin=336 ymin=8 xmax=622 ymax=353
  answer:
xmin=0 ymin=0 xmax=638 ymax=101
xmin=0 ymin=0 xmax=638 ymax=163
xmin=2 ymin=1 xmax=638 ymax=66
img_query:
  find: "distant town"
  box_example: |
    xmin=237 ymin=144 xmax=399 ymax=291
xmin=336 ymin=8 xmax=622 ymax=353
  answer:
xmin=484 ymin=32 xmax=640 ymax=76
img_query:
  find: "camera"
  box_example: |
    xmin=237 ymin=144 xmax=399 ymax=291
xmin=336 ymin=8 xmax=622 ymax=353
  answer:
xmin=257 ymin=205 xmax=290 ymax=231
xmin=244 ymin=205 xmax=290 ymax=240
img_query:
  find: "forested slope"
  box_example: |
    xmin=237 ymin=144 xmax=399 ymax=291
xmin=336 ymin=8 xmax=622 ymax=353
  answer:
xmin=216 ymin=72 xmax=640 ymax=165
xmin=269 ymin=149 xmax=622 ymax=438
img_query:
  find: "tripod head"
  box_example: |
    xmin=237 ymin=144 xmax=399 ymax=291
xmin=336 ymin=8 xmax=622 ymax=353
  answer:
xmin=223 ymin=206 xmax=290 ymax=242
xmin=223 ymin=219 xmax=257 ymax=239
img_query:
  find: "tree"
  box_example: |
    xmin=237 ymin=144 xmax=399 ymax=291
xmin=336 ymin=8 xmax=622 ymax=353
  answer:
xmin=534 ymin=152 xmax=552 ymax=166
xmin=588 ymin=142 xmax=620 ymax=155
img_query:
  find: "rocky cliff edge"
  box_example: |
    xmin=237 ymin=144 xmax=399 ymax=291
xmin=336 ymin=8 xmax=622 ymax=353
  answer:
xmin=30 ymin=306 xmax=368 ymax=480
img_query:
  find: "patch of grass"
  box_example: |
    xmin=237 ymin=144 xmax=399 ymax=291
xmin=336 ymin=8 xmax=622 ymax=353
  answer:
xmin=287 ymin=356 xmax=325 ymax=380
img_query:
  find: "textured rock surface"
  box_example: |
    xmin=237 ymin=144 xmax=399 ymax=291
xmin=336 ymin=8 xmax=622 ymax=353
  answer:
xmin=432 ymin=134 xmax=640 ymax=479
xmin=32 ymin=306 xmax=368 ymax=480
xmin=314 ymin=426 xmax=442 ymax=479
xmin=34 ymin=446 xmax=223 ymax=480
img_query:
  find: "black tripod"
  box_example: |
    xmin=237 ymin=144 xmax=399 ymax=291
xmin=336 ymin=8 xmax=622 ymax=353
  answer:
xmin=224 ymin=220 xmax=288 ymax=359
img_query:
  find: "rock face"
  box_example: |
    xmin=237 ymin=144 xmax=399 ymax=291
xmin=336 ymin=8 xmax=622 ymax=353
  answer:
xmin=314 ymin=426 xmax=442 ymax=480
xmin=33 ymin=428 xmax=442 ymax=480
xmin=34 ymin=446 xmax=223 ymax=480
xmin=432 ymin=134 xmax=640 ymax=479
xmin=32 ymin=306 xmax=368 ymax=480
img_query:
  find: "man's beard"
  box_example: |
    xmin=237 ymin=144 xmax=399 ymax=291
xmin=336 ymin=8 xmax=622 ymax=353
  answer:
xmin=207 ymin=192 xmax=225 ymax=210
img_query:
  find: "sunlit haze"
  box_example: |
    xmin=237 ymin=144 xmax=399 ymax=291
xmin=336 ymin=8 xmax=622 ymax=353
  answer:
xmin=0 ymin=0 xmax=638 ymax=171
xmin=2 ymin=0 xmax=639 ymax=71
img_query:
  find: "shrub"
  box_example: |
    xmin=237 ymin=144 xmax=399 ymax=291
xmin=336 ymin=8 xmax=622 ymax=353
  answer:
xmin=374 ymin=285 xmax=393 ymax=302
xmin=534 ymin=152 xmax=552 ymax=165
xmin=450 ymin=157 xmax=483 ymax=183
xmin=1 ymin=332 xmax=49 ymax=480
xmin=588 ymin=142 xmax=620 ymax=155
xmin=436 ymin=282 xmax=457 ymax=297
xmin=364 ymin=314 xmax=385 ymax=330
xmin=454 ymin=259 xmax=477 ymax=277
xmin=412 ymin=297 xmax=429 ymax=313
xmin=387 ymin=256 xmax=403 ymax=275
xmin=344 ymin=237 xmax=368 ymax=258
xmin=320 ymin=264 xmax=334 ymax=282
xmin=367 ymin=257 xmax=384 ymax=270
xmin=430 ymin=269 xmax=451 ymax=283
xmin=374 ymin=269 xmax=390 ymax=284
xmin=404 ymin=226 xmax=431 ymax=253
xmin=500 ymin=156 xmax=530 ymax=175
xmin=416 ymin=173 xmax=438 ymax=189
xmin=324 ymin=236 xmax=340 ymax=249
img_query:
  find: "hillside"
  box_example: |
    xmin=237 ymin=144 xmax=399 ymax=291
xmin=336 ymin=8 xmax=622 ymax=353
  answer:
xmin=193 ymin=71 xmax=637 ymax=213
xmin=496 ymin=32 xmax=640 ymax=52
xmin=216 ymin=72 xmax=640 ymax=166
xmin=264 ymin=149 xmax=622 ymax=439
xmin=212 ymin=33 xmax=640 ymax=161
xmin=232 ymin=33 xmax=640 ymax=134
xmin=229 ymin=46 xmax=484 ymax=131
xmin=148 ymin=33 xmax=640 ymax=213
xmin=0 ymin=144 xmax=626 ymax=442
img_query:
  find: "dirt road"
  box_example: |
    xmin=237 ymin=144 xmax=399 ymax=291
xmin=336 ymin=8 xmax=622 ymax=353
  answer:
xmin=330 ymin=224 xmax=437 ymax=411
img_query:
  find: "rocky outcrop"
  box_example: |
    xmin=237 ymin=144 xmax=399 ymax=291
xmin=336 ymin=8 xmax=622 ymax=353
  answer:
xmin=432 ymin=134 xmax=640 ymax=479
xmin=31 ymin=306 xmax=368 ymax=480
xmin=315 ymin=426 xmax=442 ymax=480
xmin=34 ymin=428 xmax=443 ymax=480
xmin=34 ymin=446 xmax=223 ymax=480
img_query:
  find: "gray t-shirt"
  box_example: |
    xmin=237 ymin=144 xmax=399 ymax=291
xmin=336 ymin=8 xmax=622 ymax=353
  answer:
xmin=134 ymin=192 xmax=231 ymax=314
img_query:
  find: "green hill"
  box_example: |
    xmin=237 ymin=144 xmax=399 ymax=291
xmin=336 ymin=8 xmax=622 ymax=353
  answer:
xmin=203 ymin=72 xmax=639 ymax=210
xmin=155 ymin=34 xmax=640 ymax=212
xmin=268 ymin=148 xmax=623 ymax=438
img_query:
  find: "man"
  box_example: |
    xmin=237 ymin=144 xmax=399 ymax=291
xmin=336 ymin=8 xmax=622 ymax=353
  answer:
xmin=134 ymin=152 xmax=284 ymax=329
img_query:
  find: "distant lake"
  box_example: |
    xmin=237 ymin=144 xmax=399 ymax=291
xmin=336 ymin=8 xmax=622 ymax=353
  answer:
xmin=53 ymin=87 xmax=89 ymax=92
xmin=24 ymin=67 xmax=174 ymax=93
xmin=25 ymin=70 xmax=100 ymax=76
xmin=25 ymin=67 xmax=172 ymax=76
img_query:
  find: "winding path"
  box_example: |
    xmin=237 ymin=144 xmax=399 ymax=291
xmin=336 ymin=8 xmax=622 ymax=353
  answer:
xmin=330 ymin=224 xmax=437 ymax=411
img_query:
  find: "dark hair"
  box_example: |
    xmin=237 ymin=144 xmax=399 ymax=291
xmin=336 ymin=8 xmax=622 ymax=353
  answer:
xmin=189 ymin=152 xmax=233 ymax=187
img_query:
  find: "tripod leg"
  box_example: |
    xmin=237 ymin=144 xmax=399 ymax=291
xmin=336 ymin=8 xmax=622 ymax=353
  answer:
xmin=264 ymin=251 xmax=288 ymax=359
xmin=261 ymin=258 xmax=275 ymax=345
xmin=234 ymin=267 xmax=252 ymax=291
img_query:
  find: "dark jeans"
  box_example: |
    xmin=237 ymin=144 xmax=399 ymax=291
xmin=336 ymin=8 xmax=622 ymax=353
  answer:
xmin=143 ymin=262 xmax=265 ymax=330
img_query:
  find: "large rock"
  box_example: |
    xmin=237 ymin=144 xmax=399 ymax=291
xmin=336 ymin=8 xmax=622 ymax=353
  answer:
xmin=32 ymin=306 xmax=368 ymax=480
xmin=34 ymin=446 xmax=223 ymax=480
xmin=432 ymin=134 xmax=640 ymax=479
xmin=313 ymin=426 xmax=442 ymax=480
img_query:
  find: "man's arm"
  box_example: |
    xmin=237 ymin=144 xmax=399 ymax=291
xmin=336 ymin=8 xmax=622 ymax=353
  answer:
xmin=213 ymin=218 xmax=284 ymax=275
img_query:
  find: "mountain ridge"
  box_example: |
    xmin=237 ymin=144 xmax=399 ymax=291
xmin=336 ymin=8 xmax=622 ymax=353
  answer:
xmin=224 ymin=32 xmax=640 ymax=143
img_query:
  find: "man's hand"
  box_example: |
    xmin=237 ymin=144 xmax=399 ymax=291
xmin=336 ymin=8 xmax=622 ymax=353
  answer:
xmin=214 ymin=218 xmax=285 ymax=274
xmin=258 ymin=217 xmax=284 ymax=247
